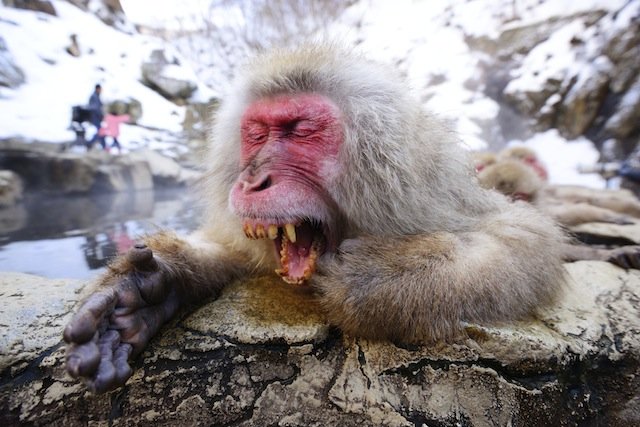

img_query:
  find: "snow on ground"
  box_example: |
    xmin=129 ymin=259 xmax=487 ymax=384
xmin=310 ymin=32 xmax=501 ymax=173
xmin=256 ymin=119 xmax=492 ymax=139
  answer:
xmin=0 ymin=0 xmax=202 ymax=149
xmin=507 ymin=130 xmax=606 ymax=187
xmin=1 ymin=0 xmax=629 ymax=188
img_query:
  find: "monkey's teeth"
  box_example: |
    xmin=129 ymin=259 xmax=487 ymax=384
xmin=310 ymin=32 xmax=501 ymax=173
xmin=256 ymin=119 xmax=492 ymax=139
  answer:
xmin=243 ymin=223 xmax=281 ymax=240
xmin=281 ymin=275 xmax=305 ymax=285
xmin=268 ymin=224 xmax=278 ymax=240
xmin=302 ymin=240 xmax=320 ymax=280
xmin=280 ymin=234 xmax=289 ymax=262
xmin=243 ymin=223 xmax=255 ymax=239
xmin=284 ymin=224 xmax=297 ymax=243
xmin=255 ymin=224 xmax=266 ymax=239
xmin=276 ymin=234 xmax=321 ymax=286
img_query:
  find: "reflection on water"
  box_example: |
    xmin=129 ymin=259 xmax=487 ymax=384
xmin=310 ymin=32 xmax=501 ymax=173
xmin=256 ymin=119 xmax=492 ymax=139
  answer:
xmin=0 ymin=189 xmax=204 ymax=280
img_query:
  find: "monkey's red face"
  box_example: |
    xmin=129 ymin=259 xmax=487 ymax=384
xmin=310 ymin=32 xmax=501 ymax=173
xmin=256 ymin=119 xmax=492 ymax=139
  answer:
xmin=230 ymin=93 xmax=344 ymax=285
xmin=522 ymin=156 xmax=549 ymax=181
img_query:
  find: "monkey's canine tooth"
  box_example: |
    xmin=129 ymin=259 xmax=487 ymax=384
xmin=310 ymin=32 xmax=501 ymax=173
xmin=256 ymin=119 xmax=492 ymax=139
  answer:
xmin=284 ymin=223 xmax=297 ymax=243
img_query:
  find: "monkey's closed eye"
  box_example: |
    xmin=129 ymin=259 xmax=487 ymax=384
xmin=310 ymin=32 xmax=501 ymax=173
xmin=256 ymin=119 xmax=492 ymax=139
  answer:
xmin=243 ymin=122 xmax=269 ymax=144
xmin=251 ymin=134 xmax=267 ymax=143
xmin=291 ymin=120 xmax=316 ymax=137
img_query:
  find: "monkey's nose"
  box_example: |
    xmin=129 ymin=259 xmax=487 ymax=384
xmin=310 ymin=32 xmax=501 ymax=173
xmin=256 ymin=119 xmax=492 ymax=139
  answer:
xmin=242 ymin=175 xmax=273 ymax=193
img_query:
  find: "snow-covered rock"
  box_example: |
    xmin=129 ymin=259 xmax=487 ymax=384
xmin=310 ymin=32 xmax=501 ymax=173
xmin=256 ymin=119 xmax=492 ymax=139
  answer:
xmin=2 ymin=0 xmax=637 ymax=190
xmin=0 ymin=0 xmax=194 ymax=144
xmin=502 ymin=2 xmax=640 ymax=146
xmin=0 ymin=36 xmax=25 ymax=88
xmin=129 ymin=148 xmax=202 ymax=187
xmin=141 ymin=48 xmax=199 ymax=101
xmin=4 ymin=0 xmax=56 ymax=16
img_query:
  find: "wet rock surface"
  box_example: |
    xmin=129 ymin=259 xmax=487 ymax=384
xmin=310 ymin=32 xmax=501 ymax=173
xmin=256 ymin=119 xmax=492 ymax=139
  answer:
xmin=0 ymin=139 xmax=201 ymax=194
xmin=0 ymin=170 xmax=23 ymax=207
xmin=0 ymin=261 xmax=639 ymax=426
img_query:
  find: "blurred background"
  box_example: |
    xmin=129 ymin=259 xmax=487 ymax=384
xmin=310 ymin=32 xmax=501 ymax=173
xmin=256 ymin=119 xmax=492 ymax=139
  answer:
xmin=0 ymin=0 xmax=638 ymax=279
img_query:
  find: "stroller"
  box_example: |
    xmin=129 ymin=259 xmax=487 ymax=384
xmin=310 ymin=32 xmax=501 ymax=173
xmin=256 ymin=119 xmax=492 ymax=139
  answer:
xmin=64 ymin=105 xmax=92 ymax=150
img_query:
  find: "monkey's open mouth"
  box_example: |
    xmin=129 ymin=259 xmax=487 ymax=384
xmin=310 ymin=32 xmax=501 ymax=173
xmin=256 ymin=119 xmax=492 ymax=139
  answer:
xmin=243 ymin=220 xmax=326 ymax=285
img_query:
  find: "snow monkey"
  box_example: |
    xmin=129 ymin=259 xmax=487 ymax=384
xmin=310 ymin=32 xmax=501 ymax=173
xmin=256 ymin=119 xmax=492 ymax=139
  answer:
xmin=498 ymin=145 xmax=549 ymax=181
xmin=63 ymin=44 xmax=569 ymax=393
xmin=477 ymin=159 xmax=638 ymax=226
xmin=477 ymin=159 xmax=640 ymax=266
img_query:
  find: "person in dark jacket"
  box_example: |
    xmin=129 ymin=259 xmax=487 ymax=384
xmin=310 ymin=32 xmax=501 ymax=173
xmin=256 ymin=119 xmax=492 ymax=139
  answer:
xmin=87 ymin=84 xmax=105 ymax=149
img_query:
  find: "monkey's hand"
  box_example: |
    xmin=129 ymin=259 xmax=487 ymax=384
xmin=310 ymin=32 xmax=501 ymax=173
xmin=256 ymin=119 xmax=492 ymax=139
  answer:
xmin=605 ymin=245 xmax=640 ymax=269
xmin=63 ymin=244 xmax=180 ymax=393
xmin=601 ymin=214 xmax=635 ymax=226
xmin=563 ymin=243 xmax=640 ymax=269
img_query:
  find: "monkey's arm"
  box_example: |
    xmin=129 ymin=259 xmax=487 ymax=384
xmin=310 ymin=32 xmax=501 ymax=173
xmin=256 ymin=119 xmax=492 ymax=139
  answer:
xmin=63 ymin=230 xmax=249 ymax=393
xmin=313 ymin=206 xmax=566 ymax=343
xmin=561 ymin=243 xmax=640 ymax=269
xmin=543 ymin=186 xmax=640 ymax=217
xmin=542 ymin=202 xmax=634 ymax=226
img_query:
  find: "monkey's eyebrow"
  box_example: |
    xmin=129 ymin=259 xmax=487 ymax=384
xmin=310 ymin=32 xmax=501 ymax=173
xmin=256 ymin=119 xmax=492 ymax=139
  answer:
xmin=242 ymin=121 xmax=268 ymax=132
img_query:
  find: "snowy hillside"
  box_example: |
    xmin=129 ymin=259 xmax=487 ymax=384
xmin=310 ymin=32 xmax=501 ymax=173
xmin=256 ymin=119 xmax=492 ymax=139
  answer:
xmin=324 ymin=0 xmax=634 ymax=187
xmin=129 ymin=0 xmax=636 ymax=188
xmin=0 ymin=0 xmax=213 ymax=154
xmin=2 ymin=0 xmax=638 ymax=187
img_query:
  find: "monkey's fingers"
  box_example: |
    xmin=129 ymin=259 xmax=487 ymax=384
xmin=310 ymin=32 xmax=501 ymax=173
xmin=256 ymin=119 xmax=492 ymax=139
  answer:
xmin=110 ymin=290 xmax=180 ymax=357
xmin=65 ymin=339 xmax=100 ymax=378
xmin=611 ymin=216 xmax=634 ymax=226
xmin=63 ymin=291 xmax=117 ymax=344
xmin=113 ymin=343 xmax=133 ymax=386
xmin=87 ymin=330 xmax=133 ymax=393
xmin=607 ymin=246 xmax=640 ymax=270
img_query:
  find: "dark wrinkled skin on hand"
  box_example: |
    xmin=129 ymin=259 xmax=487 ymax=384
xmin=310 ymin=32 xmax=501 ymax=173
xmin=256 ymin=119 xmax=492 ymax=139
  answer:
xmin=63 ymin=244 xmax=180 ymax=393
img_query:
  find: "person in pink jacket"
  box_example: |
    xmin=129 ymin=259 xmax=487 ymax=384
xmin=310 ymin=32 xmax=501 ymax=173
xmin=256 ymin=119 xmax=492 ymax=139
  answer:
xmin=99 ymin=112 xmax=130 ymax=153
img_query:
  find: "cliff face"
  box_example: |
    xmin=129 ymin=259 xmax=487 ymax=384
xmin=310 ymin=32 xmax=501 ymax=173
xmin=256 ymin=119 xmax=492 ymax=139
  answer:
xmin=1 ymin=261 xmax=639 ymax=426
xmin=493 ymin=3 xmax=640 ymax=154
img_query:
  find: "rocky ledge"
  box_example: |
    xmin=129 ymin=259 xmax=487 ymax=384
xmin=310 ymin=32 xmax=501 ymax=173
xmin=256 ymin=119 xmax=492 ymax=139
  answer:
xmin=0 ymin=139 xmax=201 ymax=197
xmin=0 ymin=260 xmax=639 ymax=426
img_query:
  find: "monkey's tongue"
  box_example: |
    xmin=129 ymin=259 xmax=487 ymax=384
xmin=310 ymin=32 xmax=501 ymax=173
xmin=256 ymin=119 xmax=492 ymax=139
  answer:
xmin=276 ymin=222 xmax=321 ymax=285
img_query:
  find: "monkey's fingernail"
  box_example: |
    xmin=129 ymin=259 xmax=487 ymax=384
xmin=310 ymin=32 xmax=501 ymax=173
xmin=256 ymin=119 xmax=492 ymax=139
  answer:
xmin=66 ymin=355 xmax=81 ymax=377
xmin=268 ymin=225 xmax=278 ymax=240
xmin=284 ymin=224 xmax=297 ymax=243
